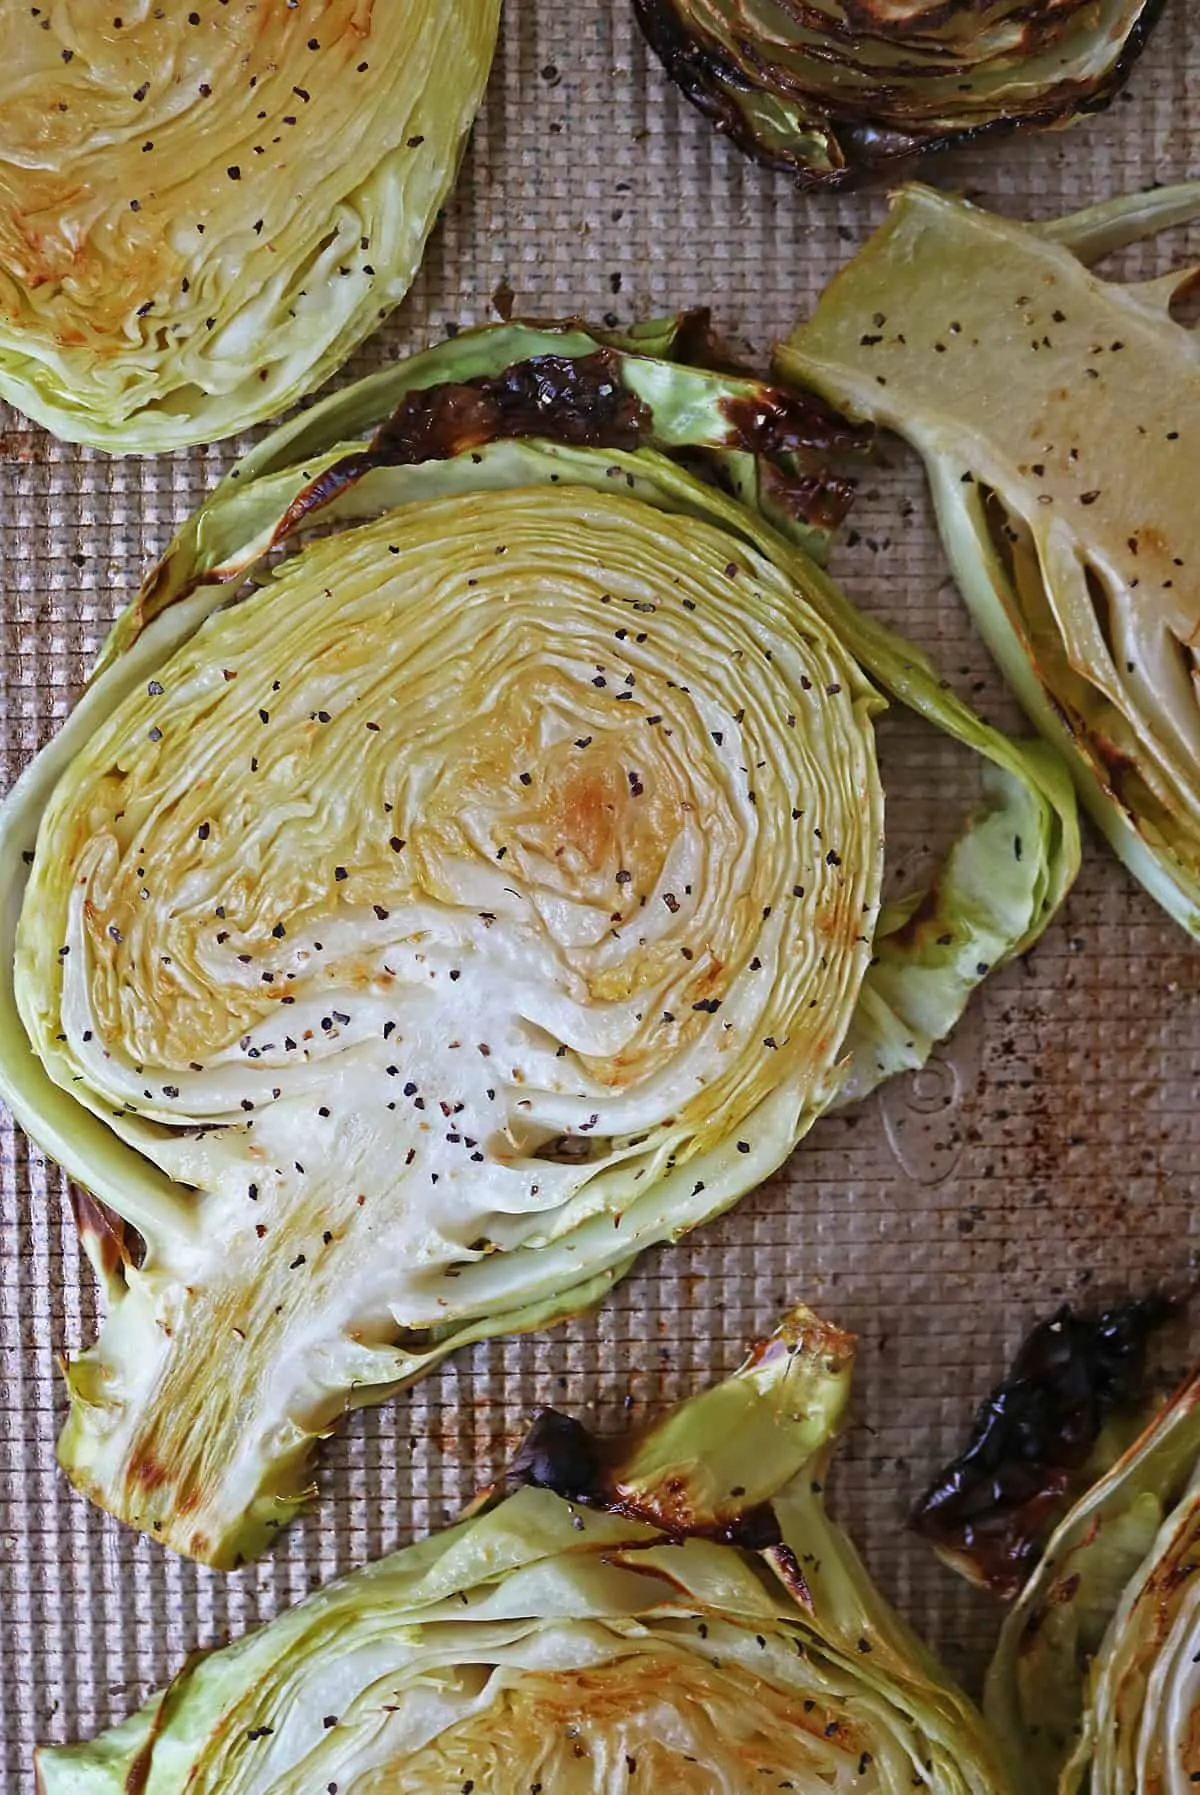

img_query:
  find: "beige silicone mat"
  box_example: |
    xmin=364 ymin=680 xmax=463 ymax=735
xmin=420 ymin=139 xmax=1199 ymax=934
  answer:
xmin=3 ymin=1 xmax=1200 ymax=1782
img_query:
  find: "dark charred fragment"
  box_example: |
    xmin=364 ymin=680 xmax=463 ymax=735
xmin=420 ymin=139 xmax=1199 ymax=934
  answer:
xmin=722 ymin=386 xmax=873 ymax=462
xmin=506 ymin=1405 xmax=783 ymax=1549
xmin=911 ymin=1295 xmax=1177 ymax=1599
xmin=71 ymin=1184 xmax=147 ymax=1275
xmin=506 ymin=1409 xmax=603 ymax=1502
xmin=272 ymin=341 xmax=868 ymax=545
xmin=273 ymin=352 xmax=651 ymax=538
xmin=769 ymin=1541 xmax=814 ymax=1609
xmin=632 ymin=0 xmax=1168 ymax=190
xmin=757 ymin=455 xmax=859 ymax=534
xmin=375 ymin=353 xmax=650 ymax=457
xmin=630 ymin=0 xmax=777 ymax=170
xmin=664 ymin=306 xmax=758 ymax=377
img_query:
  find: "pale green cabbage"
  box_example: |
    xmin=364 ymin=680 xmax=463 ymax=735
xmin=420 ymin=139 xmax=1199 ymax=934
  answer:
xmin=780 ymin=180 xmax=1200 ymax=937
xmin=633 ymin=0 xmax=1165 ymax=187
xmin=0 ymin=319 xmax=1077 ymax=1565
xmin=0 ymin=1 xmax=499 ymax=451
xmin=984 ymin=1365 xmax=1200 ymax=1793
xmin=36 ymin=1308 xmax=1015 ymax=1795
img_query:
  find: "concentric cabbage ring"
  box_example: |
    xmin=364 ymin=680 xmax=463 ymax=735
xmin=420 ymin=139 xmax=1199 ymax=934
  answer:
xmin=633 ymin=0 xmax=1165 ymax=188
xmin=36 ymin=1308 xmax=1015 ymax=1795
xmin=0 ymin=317 xmax=1077 ymax=1566
xmin=0 ymin=0 xmax=499 ymax=450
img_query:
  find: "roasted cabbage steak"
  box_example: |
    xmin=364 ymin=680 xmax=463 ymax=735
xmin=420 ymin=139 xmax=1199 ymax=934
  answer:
xmin=36 ymin=1307 xmax=1016 ymax=1795
xmin=632 ymin=0 xmax=1165 ymax=187
xmin=0 ymin=0 xmax=499 ymax=450
xmin=0 ymin=317 xmax=1077 ymax=1565
xmin=781 ymin=181 xmax=1200 ymax=937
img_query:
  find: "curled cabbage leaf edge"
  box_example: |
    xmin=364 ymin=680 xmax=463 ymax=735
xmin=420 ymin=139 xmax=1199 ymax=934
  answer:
xmin=36 ymin=1306 xmax=1014 ymax=1795
xmin=0 ymin=317 xmax=1077 ymax=1568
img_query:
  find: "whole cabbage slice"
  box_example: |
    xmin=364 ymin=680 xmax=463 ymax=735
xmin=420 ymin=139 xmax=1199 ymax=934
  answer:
xmin=780 ymin=181 xmax=1200 ymax=936
xmin=0 ymin=317 xmax=1076 ymax=1567
xmin=632 ymin=0 xmax=1164 ymax=188
xmin=35 ymin=1306 xmax=1015 ymax=1795
xmin=0 ymin=0 xmax=499 ymax=451
xmin=980 ymin=1345 xmax=1200 ymax=1793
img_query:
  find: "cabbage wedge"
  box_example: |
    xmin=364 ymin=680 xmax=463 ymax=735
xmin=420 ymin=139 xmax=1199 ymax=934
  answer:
xmin=780 ymin=181 xmax=1200 ymax=937
xmin=0 ymin=318 xmax=1077 ymax=1566
xmin=632 ymin=0 xmax=1164 ymax=188
xmin=982 ymin=1359 xmax=1200 ymax=1793
xmin=36 ymin=1307 xmax=1016 ymax=1795
xmin=0 ymin=0 xmax=499 ymax=451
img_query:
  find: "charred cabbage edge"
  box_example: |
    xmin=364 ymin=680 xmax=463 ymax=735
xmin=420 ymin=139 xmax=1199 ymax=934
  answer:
xmin=0 ymin=319 xmax=1077 ymax=1566
xmin=36 ymin=1307 xmax=1015 ymax=1795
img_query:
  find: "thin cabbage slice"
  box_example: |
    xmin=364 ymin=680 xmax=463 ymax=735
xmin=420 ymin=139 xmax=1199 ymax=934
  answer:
xmin=0 ymin=1 xmax=499 ymax=450
xmin=780 ymin=180 xmax=1200 ymax=936
xmin=632 ymin=0 xmax=1165 ymax=188
xmin=0 ymin=320 xmax=1077 ymax=1566
xmin=36 ymin=1307 xmax=1015 ymax=1795
xmin=983 ymin=1364 xmax=1200 ymax=1793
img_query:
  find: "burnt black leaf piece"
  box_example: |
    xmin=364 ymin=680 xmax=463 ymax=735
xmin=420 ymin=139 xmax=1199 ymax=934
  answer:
xmin=911 ymin=1295 xmax=1178 ymax=1598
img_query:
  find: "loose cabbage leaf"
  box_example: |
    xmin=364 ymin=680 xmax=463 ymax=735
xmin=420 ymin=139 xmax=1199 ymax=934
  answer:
xmin=0 ymin=319 xmax=1077 ymax=1566
xmin=983 ymin=1362 xmax=1200 ymax=1793
xmin=36 ymin=1307 xmax=1016 ymax=1795
xmin=780 ymin=181 xmax=1200 ymax=937
xmin=632 ymin=0 xmax=1165 ymax=188
xmin=0 ymin=1 xmax=499 ymax=450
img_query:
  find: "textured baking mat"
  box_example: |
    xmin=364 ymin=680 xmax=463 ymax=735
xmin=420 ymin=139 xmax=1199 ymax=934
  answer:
xmin=3 ymin=0 xmax=1200 ymax=1783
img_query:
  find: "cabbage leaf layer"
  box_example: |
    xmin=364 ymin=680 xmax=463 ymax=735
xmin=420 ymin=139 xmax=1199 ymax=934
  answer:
xmin=781 ymin=181 xmax=1200 ymax=937
xmin=36 ymin=1307 xmax=1015 ymax=1795
xmin=0 ymin=0 xmax=499 ymax=450
xmin=0 ymin=319 xmax=1077 ymax=1565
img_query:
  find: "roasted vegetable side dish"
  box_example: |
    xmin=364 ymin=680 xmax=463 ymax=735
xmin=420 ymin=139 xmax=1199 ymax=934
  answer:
xmin=986 ymin=1371 xmax=1200 ymax=1794
xmin=631 ymin=0 xmax=1165 ymax=188
xmin=922 ymin=1302 xmax=1200 ymax=1794
xmin=0 ymin=0 xmax=499 ymax=451
xmin=35 ymin=1307 xmax=1016 ymax=1795
xmin=911 ymin=1297 xmax=1176 ymax=1599
xmin=781 ymin=181 xmax=1200 ymax=937
xmin=0 ymin=317 xmax=1076 ymax=1567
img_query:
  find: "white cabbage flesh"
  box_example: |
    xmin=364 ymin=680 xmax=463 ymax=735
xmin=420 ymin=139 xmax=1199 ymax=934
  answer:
xmin=0 ymin=0 xmax=499 ymax=450
xmin=35 ymin=1308 xmax=1015 ymax=1795
xmin=0 ymin=320 xmax=1077 ymax=1566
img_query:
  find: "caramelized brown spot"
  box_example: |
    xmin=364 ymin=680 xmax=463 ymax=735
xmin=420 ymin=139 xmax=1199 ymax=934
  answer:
xmin=722 ymin=386 xmax=872 ymax=462
xmin=129 ymin=1448 xmax=171 ymax=1494
xmin=71 ymin=1185 xmax=146 ymax=1275
xmin=553 ymin=761 xmax=626 ymax=869
xmin=273 ymin=351 xmax=651 ymax=539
